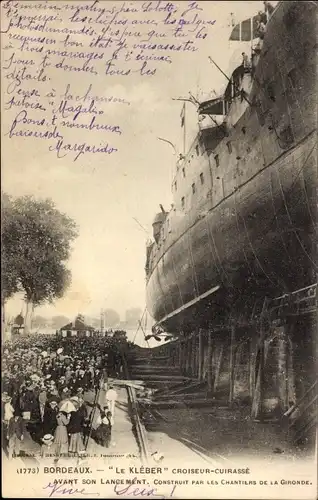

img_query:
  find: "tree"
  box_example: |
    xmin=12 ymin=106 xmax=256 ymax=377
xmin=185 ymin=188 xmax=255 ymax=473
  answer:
xmin=104 ymin=309 xmax=120 ymax=328
xmin=1 ymin=193 xmax=78 ymax=333
xmin=2 ymin=194 xmax=20 ymax=333
xmin=2 ymin=194 xmax=19 ymax=298
xmin=76 ymin=313 xmax=85 ymax=323
xmin=51 ymin=315 xmax=70 ymax=329
xmin=14 ymin=314 xmax=24 ymax=327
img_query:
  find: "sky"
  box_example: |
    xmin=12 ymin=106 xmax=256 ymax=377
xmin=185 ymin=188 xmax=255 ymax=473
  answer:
xmin=2 ymin=0 xmax=268 ymax=322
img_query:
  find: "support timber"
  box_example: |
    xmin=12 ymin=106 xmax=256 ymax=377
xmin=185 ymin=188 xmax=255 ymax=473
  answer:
xmin=139 ymin=284 xmax=317 ymax=447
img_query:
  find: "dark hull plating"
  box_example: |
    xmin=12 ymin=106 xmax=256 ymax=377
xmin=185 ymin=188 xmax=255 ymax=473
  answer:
xmin=146 ymin=1 xmax=317 ymax=331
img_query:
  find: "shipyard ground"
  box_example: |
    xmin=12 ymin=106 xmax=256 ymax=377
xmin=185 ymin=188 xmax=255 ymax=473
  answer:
xmin=3 ymin=384 xmax=221 ymax=469
xmin=3 ymin=359 xmax=316 ymax=499
xmin=2 ymin=385 xmax=139 ymax=467
xmin=145 ymin=406 xmax=314 ymax=463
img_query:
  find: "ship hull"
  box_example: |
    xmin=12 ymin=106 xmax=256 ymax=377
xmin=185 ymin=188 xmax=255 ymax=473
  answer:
xmin=147 ymin=133 xmax=317 ymax=328
xmin=146 ymin=1 xmax=317 ymax=331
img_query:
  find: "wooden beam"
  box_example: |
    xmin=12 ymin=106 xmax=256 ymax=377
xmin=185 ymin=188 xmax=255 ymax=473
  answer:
xmin=252 ymin=327 xmax=266 ymax=421
xmin=198 ymin=329 xmax=203 ymax=381
xmin=186 ymin=337 xmax=191 ymax=376
xmin=207 ymin=330 xmax=213 ymax=392
xmin=213 ymin=344 xmax=224 ymax=392
xmin=154 ymin=285 xmax=220 ymax=327
xmin=191 ymin=334 xmax=197 ymax=377
xmin=229 ymin=323 xmax=236 ymax=404
xmin=258 ymin=333 xmax=265 ymax=421
xmin=154 ymin=381 xmax=207 ymax=399
xmin=179 ymin=341 xmax=185 ymax=374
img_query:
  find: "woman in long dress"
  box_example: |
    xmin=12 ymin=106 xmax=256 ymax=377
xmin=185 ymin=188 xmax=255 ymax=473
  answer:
xmin=54 ymin=411 xmax=70 ymax=460
xmin=93 ymin=409 xmax=112 ymax=448
xmin=67 ymin=400 xmax=85 ymax=457
xmin=42 ymin=400 xmax=59 ymax=437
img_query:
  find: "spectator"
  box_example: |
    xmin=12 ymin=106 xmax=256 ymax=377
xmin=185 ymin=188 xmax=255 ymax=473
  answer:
xmin=105 ymin=386 xmax=118 ymax=426
xmin=7 ymin=411 xmax=24 ymax=460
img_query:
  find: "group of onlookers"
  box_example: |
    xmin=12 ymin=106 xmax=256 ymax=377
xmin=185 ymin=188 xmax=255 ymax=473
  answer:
xmin=2 ymin=334 xmax=128 ymax=461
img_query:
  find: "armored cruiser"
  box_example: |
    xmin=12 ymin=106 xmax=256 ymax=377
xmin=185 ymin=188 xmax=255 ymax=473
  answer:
xmin=146 ymin=1 xmax=317 ymax=334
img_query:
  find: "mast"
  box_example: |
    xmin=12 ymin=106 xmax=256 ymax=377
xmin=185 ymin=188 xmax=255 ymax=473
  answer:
xmin=100 ymin=308 xmax=105 ymax=334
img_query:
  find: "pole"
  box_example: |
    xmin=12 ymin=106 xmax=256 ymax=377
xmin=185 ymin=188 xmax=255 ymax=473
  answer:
xmin=84 ymin=384 xmax=101 ymax=450
xmin=132 ymin=308 xmax=146 ymax=344
xmin=229 ymin=323 xmax=236 ymax=404
xmin=100 ymin=309 xmax=104 ymax=335
xmin=198 ymin=329 xmax=203 ymax=381
xmin=208 ymin=56 xmax=252 ymax=106
xmin=208 ymin=56 xmax=231 ymax=83
xmin=207 ymin=330 xmax=213 ymax=393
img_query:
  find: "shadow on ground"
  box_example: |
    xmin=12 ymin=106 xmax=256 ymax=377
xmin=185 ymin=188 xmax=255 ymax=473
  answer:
xmin=142 ymin=403 xmax=316 ymax=462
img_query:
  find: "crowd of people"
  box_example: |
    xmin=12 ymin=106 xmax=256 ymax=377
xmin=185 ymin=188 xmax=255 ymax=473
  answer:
xmin=2 ymin=334 xmax=130 ymax=462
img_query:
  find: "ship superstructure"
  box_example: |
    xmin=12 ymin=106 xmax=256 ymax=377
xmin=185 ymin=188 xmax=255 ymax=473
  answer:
xmin=146 ymin=1 xmax=317 ymax=334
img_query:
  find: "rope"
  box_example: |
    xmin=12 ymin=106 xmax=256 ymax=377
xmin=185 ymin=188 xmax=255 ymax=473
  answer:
xmin=132 ymin=308 xmax=151 ymax=348
xmin=138 ymin=312 xmax=151 ymax=349
xmin=84 ymin=384 xmax=101 ymax=450
xmin=132 ymin=308 xmax=145 ymax=344
xmin=143 ymin=312 xmax=150 ymax=348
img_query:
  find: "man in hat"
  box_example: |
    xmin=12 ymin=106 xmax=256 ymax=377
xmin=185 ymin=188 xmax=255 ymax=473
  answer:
xmin=74 ymin=370 xmax=86 ymax=393
xmin=20 ymin=380 xmax=41 ymax=423
xmin=76 ymin=394 xmax=90 ymax=441
xmin=105 ymin=385 xmax=118 ymax=426
xmin=2 ymin=393 xmax=15 ymax=453
xmin=57 ymin=376 xmax=67 ymax=394
xmin=7 ymin=410 xmax=24 ymax=460
xmin=101 ymin=367 xmax=108 ymax=392
xmin=69 ymin=373 xmax=78 ymax=396
xmin=94 ymin=369 xmax=102 ymax=395
xmin=75 ymin=364 xmax=82 ymax=378
xmin=38 ymin=383 xmax=47 ymax=422
xmin=40 ymin=434 xmax=55 ymax=458
xmin=65 ymin=367 xmax=72 ymax=385
xmin=60 ymin=387 xmax=71 ymax=403
xmin=2 ymin=393 xmax=15 ymax=424
xmin=76 ymin=387 xmax=85 ymax=398
xmin=86 ymin=366 xmax=94 ymax=391
xmin=82 ymin=368 xmax=92 ymax=392
xmin=242 ymin=52 xmax=250 ymax=72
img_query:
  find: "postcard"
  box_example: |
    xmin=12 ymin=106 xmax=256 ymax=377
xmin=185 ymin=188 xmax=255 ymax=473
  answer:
xmin=1 ymin=0 xmax=317 ymax=498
